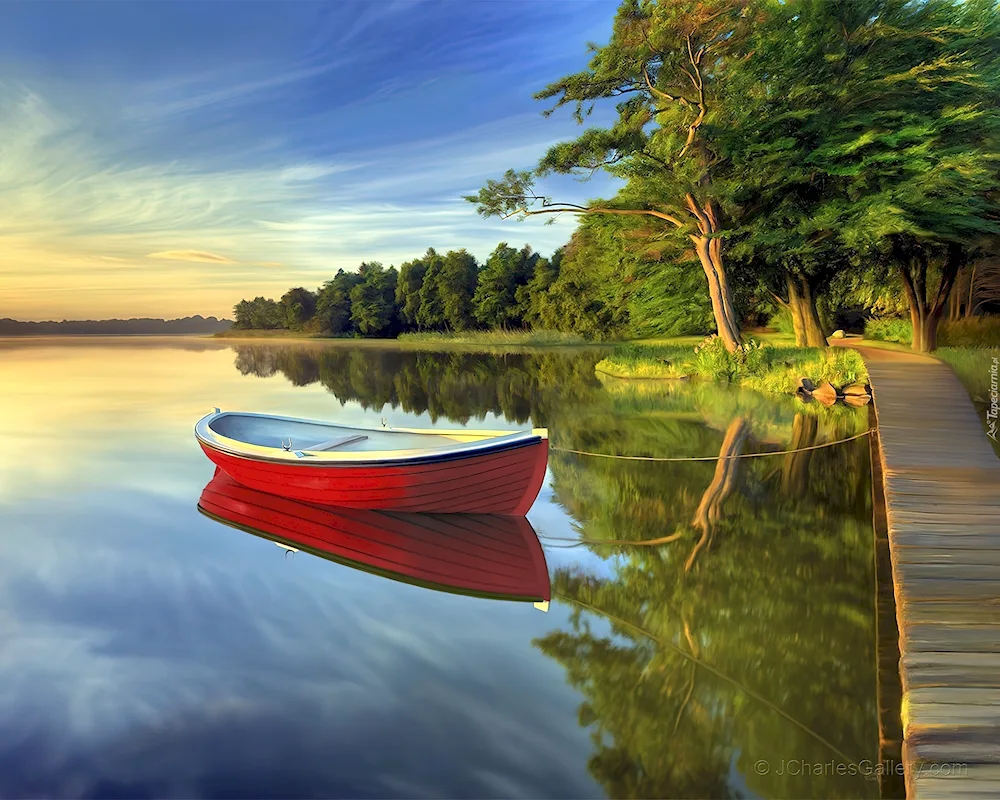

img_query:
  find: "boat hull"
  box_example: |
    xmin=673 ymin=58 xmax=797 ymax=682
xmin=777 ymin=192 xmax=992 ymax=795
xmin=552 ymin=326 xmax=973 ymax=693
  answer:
xmin=198 ymin=436 xmax=549 ymax=514
xmin=198 ymin=470 xmax=551 ymax=604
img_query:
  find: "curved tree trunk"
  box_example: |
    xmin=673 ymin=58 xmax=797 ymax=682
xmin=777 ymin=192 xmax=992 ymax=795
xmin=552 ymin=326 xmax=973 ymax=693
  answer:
xmin=694 ymin=238 xmax=742 ymax=353
xmin=782 ymin=274 xmax=807 ymax=347
xmin=688 ymin=196 xmax=741 ymax=353
xmin=900 ymin=261 xmax=925 ymax=352
xmin=799 ymin=279 xmax=828 ymax=348
xmin=778 ymin=273 xmax=827 ymax=348
xmin=784 ymin=273 xmax=827 ymax=348
xmin=780 ymin=413 xmax=819 ymax=497
xmin=685 ymin=417 xmax=751 ymax=572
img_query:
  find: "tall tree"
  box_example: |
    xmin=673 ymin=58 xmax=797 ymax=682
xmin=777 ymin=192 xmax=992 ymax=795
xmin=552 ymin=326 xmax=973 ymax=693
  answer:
xmin=467 ymin=0 xmax=759 ymax=352
xmin=350 ymin=262 xmax=398 ymax=337
xmin=844 ymin=0 xmax=1000 ymax=352
xmin=232 ymin=299 xmax=254 ymax=330
xmin=717 ymin=0 xmax=863 ymax=348
xmin=279 ymin=287 xmax=317 ymax=331
xmin=533 ymin=220 xmax=633 ymax=338
xmin=516 ymin=249 xmax=562 ymax=329
xmin=473 ymin=243 xmax=536 ymax=328
xmin=315 ymin=269 xmax=364 ymax=334
xmin=438 ymin=249 xmax=479 ymax=331
xmin=416 ymin=248 xmax=447 ymax=330
xmin=731 ymin=0 xmax=1000 ymax=352
xmin=235 ymin=296 xmax=283 ymax=330
xmin=395 ymin=257 xmax=428 ymax=330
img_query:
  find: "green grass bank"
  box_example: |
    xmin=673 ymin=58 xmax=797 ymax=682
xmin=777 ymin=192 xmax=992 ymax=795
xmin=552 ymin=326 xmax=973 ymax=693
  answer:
xmin=596 ymin=335 xmax=869 ymax=395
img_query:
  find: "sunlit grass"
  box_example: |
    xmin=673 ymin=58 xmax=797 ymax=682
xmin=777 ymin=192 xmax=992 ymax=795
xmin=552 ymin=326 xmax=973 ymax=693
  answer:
xmin=935 ymin=347 xmax=1000 ymax=404
xmin=934 ymin=347 xmax=1000 ymax=458
xmin=595 ymin=337 xmax=869 ymax=395
xmin=631 ymin=331 xmax=797 ymax=348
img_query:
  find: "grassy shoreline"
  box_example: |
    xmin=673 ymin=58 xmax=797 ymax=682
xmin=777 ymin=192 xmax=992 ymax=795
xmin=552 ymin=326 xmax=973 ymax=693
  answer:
xmin=595 ymin=334 xmax=870 ymax=395
xmin=211 ymin=329 xmax=996 ymax=410
xmin=210 ymin=328 xmax=611 ymax=353
xmin=212 ymin=329 xmax=339 ymax=340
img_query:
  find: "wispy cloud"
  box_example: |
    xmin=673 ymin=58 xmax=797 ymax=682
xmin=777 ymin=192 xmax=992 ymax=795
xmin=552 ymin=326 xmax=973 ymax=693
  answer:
xmin=123 ymin=56 xmax=353 ymax=122
xmin=0 ymin=1 xmax=621 ymax=320
xmin=148 ymin=250 xmax=237 ymax=264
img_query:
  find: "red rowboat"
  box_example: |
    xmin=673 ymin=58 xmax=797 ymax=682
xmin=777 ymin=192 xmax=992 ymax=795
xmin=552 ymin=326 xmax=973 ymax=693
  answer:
xmin=198 ymin=469 xmax=551 ymax=608
xmin=194 ymin=409 xmax=548 ymax=514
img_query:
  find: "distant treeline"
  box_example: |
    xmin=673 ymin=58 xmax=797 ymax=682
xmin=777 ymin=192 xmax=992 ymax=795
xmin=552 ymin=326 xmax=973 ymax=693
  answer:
xmin=0 ymin=316 xmax=232 ymax=335
xmin=232 ymin=233 xmax=718 ymax=340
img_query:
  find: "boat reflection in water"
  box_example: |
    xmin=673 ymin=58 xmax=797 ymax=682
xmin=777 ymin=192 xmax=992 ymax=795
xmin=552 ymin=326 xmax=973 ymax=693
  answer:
xmin=198 ymin=469 xmax=551 ymax=610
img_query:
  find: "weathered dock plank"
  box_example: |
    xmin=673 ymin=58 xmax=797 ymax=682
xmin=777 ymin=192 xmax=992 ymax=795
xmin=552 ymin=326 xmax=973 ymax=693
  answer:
xmin=897 ymin=601 xmax=1000 ymax=626
xmin=859 ymin=344 xmax=1000 ymax=800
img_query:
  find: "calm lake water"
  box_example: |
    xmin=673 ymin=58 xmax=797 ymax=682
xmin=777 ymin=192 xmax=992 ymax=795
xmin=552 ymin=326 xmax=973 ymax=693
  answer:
xmin=0 ymin=337 xmax=881 ymax=799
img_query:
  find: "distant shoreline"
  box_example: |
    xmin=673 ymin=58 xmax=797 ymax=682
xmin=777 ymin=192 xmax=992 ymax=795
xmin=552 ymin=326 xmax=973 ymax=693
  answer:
xmin=0 ymin=332 xmax=217 ymax=337
xmin=0 ymin=316 xmax=232 ymax=336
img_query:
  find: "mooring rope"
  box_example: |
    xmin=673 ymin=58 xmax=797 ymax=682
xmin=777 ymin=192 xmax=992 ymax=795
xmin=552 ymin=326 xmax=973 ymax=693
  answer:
xmin=539 ymin=532 xmax=685 ymax=548
xmin=550 ymin=428 xmax=874 ymax=462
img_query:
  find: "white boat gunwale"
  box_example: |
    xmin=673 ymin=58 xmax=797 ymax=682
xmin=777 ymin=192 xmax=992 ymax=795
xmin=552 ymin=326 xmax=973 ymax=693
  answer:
xmin=194 ymin=410 xmax=548 ymax=467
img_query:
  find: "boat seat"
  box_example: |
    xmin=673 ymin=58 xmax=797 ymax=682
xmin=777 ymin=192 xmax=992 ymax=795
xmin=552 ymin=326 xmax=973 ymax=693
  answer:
xmin=306 ymin=434 xmax=368 ymax=452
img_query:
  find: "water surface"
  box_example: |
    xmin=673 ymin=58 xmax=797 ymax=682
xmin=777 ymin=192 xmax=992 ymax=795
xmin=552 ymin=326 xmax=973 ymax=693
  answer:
xmin=0 ymin=337 xmax=879 ymax=798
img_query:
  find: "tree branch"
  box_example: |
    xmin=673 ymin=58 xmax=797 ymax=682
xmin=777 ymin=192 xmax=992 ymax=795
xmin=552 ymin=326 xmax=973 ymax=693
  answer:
xmin=677 ymin=35 xmax=708 ymax=159
xmin=899 ymin=263 xmax=920 ymax=318
xmin=684 ymin=194 xmax=711 ymax=234
xmin=505 ymin=203 xmax=685 ymax=228
xmin=642 ymin=65 xmax=691 ymax=106
xmin=915 ymin=252 xmax=927 ymax=315
xmin=929 ymin=244 xmax=965 ymax=317
xmin=638 ymin=149 xmax=671 ymax=169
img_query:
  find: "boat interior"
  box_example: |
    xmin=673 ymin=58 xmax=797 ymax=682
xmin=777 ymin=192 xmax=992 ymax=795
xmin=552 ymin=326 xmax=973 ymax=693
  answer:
xmin=207 ymin=412 xmax=528 ymax=454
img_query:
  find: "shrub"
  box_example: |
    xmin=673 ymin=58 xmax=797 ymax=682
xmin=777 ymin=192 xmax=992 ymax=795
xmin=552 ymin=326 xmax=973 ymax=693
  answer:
xmin=865 ymin=315 xmax=1000 ymax=347
xmin=939 ymin=316 xmax=1000 ymax=347
xmin=691 ymin=335 xmax=736 ymax=380
xmin=817 ymin=348 xmax=868 ymax=387
xmin=865 ymin=317 xmax=912 ymax=344
xmin=767 ymin=307 xmax=795 ymax=335
xmin=735 ymin=337 xmax=770 ymax=376
xmin=690 ymin=335 xmax=770 ymax=382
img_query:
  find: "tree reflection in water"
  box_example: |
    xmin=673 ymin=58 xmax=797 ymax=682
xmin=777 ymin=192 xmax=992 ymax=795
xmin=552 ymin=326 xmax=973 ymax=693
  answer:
xmin=542 ymin=397 xmax=877 ymax=798
xmin=230 ymin=343 xmax=879 ymax=799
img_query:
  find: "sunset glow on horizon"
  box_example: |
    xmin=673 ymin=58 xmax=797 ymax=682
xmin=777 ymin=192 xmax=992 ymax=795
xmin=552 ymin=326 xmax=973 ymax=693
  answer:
xmin=0 ymin=1 xmax=620 ymax=321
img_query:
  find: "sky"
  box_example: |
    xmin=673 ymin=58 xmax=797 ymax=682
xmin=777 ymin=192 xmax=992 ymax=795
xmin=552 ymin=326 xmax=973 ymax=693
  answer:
xmin=0 ymin=0 xmax=624 ymax=321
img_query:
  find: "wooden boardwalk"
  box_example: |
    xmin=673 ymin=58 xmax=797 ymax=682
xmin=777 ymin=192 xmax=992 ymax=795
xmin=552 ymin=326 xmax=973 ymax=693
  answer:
xmin=859 ymin=345 xmax=1000 ymax=799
